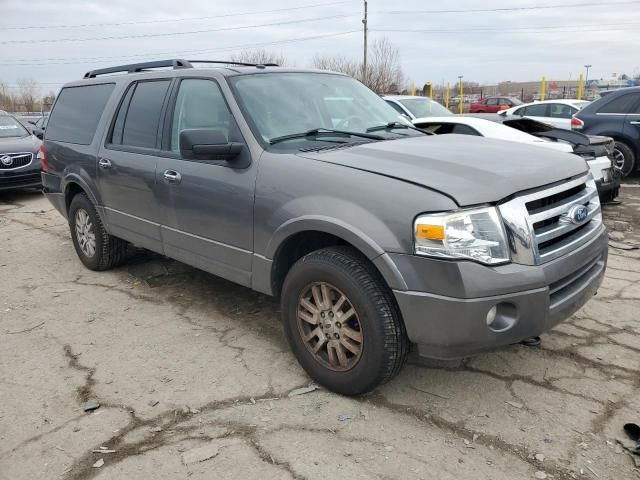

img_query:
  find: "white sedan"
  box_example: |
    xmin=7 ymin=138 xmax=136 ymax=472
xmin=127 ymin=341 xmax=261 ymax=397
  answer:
xmin=498 ymin=99 xmax=590 ymax=129
xmin=412 ymin=115 xmax=618 ymax=201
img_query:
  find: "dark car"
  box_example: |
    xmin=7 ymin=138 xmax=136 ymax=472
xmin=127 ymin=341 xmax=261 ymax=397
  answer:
xmin=470 ymin=96 xmax=522 ymax=113
xmin=31 ymin=115 xmax=48 ymax=140
xmin=0 ymin=112 xmax=42 ymax=192
xmin=572 ymin=86 xmax=640 ymax=177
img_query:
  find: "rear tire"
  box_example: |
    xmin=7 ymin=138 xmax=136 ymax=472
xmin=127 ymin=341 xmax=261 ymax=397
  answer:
xmin=68 ymin=193 xmax=128 ymax=271
xmin=281 ymin=246 xmax=409 ymax=395
xmin=612 ymin=141 xmax=636 ymax=177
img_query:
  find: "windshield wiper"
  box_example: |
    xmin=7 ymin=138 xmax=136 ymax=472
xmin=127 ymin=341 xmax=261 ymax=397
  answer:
xmin=366 ymin=121 xmax=431 ymax=134
xmin=269 ymin=128 xmax=384 ymax=145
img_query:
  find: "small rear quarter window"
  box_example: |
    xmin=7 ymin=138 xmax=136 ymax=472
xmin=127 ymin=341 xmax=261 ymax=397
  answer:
xmin=46 ymin=83 xmax=115 ymax=145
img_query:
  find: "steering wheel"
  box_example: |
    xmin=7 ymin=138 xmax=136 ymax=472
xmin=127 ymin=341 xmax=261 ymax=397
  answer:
xmin=336 ymin=116 xmax=366 ymax=131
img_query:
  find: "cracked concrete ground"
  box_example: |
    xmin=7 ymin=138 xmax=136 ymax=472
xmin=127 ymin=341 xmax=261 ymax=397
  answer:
xmin=1 ymin=185 xmax=639 ymax=480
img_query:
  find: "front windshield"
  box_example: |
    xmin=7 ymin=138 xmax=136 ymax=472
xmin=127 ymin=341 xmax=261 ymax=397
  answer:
xmin=0 ymin=115 xmax=29 ymax=139
xmin=230 ymin=73 xmax=405 ymax=143
xmin=398 ymin=97 xmax=452 ymax=118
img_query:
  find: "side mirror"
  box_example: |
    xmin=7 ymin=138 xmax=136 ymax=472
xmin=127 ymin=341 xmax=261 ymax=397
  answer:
xmin=34 ymin=130 xmax=44 ymax=140
xmin=179 ymin=129 xmax=243 ymax=161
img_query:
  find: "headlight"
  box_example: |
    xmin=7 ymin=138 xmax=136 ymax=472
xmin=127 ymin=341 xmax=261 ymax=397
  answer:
xmin=414 ymin=206 xmax=510 ymax=265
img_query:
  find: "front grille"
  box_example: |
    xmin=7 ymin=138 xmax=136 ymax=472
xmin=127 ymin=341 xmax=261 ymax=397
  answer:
xmin=499 ymin=174 xmax=602 ymax=265
xmin=0 ymin=152 xmax=33 ymax=170
xmin=0 ymin=171 xmax=41 ymax=188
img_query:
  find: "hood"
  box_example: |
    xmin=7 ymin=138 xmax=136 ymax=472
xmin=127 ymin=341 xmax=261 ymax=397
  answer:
xmin=297 ymin=135 xmax=588 ymax=206
xmin=0 ymin=134 xmax=41 ymax=154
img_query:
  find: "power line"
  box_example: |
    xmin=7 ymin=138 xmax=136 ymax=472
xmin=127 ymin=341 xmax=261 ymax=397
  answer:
xmin=374 ymin=25 xmax=640 ymax=34
xmin=2 ymin=0 xmax=355 ymax=30
xmin=374 ymin=21 xmax=640 ymax=34
xmin=381 ymin=0 xmax=640 ymax=14
xmin=0 ymin=13 xmax=360 ymax=45
xmin=0 ymin=30 xmax=361 ymax=67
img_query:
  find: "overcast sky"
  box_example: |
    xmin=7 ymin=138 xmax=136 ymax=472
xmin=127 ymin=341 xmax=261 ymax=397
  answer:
xmin=1 ymin=0 xmax=640 ymax=94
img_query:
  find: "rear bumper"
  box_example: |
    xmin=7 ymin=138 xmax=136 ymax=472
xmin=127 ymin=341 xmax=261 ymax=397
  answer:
xmin=391 ymin=226 xmax=608 ymax=359
xmin=0 ymin=170 xmax=42 ymax=191
xmin=41 ymin=172 xmax=67 ymax=218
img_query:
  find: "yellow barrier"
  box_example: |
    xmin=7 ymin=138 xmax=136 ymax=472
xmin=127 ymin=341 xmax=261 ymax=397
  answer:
xmin=540 ymin=76 xmax=546 ymax=101
xmin=445 ymin=82 xmax=450 ymax=109
xmin=577 ymin=73 xmax=584 ymax=100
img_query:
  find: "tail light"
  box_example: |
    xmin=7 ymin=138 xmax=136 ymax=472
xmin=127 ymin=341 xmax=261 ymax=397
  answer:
xmin=37 ymin=145 xmax=48 ymax=172
xmin=571 ymin=116 xmax=584 ymax=130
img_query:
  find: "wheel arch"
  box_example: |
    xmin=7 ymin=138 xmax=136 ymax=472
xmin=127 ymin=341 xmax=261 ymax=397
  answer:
xmin=264 ymin=218 xmax=407 ymax=297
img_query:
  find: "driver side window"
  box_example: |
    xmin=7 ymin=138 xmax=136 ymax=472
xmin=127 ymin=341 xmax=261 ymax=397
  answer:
xmin=170 ymin=79 xmax=231 ymax=152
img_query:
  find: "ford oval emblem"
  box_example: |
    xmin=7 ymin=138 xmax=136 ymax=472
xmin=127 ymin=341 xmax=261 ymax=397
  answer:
xmin=568 ymin=205 xmax=589 ymax=224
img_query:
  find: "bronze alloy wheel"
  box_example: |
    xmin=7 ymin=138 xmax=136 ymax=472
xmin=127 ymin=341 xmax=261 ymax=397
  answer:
xmin=297 ymin=282 xmax=364 ymax=371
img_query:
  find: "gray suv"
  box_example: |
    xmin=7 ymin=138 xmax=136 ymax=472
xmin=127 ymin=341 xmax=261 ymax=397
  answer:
xmin=42 ymin=60 xmax=608 ymax=395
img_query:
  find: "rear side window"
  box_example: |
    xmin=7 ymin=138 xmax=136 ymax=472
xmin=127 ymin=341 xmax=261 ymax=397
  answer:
xmin=110 ymin=80 xmax=171 ymax=149
xmin=598 ymin=93 xmax=640 ymax=114
xmin=522 ymin=104 xmax=548 ymax=117
xmin=46 ymin=83 xmax=115 ymax=145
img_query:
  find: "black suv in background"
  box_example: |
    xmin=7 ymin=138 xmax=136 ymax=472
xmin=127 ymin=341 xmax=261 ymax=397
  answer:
xmin=572 ymin=86 xmax=640 ymax=177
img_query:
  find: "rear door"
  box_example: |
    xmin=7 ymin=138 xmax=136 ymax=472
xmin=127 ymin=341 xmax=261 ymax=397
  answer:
xmin=97 ymin=79 xmax=172 ymax=252
xmin=520 ymin=103 xmax=550 ymax=125
xmin=485 ymin=98 xmax=499 ymax=112
xmin=546 ymin=103 xmax=576 ymax=129
xmin=154 ymin=77 xmax=256 ymax=287
xmin=622 ymin=94 xmax=640 ymax=156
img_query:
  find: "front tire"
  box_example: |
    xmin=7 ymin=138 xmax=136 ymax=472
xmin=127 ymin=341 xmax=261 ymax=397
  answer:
xmin=68 ymin=193 xmax=128 ymax=271
xmin=612 ymin=141 xmax=636 ymax=177
xmin=281 ymin=246 xmax=408 ymax=395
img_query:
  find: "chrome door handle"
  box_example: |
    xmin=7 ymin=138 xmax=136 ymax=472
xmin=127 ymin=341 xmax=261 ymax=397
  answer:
xmin=98 ymin=158 xmax=112 ymax=169
xmin=630 ymin=121 xmax=640 ymax=125
xmin=163 ymin=170 xmax=182 ymax=184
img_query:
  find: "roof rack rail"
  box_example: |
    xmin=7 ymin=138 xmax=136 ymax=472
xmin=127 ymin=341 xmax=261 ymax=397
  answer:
xmin=83 ymin=59 xmax=192 ymax=79
xmin=187 ymin=60 xmax=279 ymax=68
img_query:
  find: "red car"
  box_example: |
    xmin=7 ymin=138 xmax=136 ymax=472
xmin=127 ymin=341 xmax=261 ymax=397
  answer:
xmin=470 ymin=96 xmax=522 ymax=113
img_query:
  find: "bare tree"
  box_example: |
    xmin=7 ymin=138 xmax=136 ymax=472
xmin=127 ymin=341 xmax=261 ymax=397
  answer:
xmin=230 ymin=49 xmax=287 ymax=66
xmin=311 ymin=37 xmax=405 ymax=94
xmin=0 ymin=81 xmax=13 ymax=112
xmin=17 ymin=78 xmax=39 ymax=112
xmin=365 ymin=38 xmax=404 ymax=94
xmin=42 ymin=91 xmax=57 ymax=110
xmin=311 ymin=54 xmax=360 ymax=78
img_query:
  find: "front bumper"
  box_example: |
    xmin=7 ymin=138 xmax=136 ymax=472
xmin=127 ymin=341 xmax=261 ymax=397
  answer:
xmin=391 ymin=225 xmax=608 ymax=359
xmin=0 ymin=170 xmax=42 ymax=191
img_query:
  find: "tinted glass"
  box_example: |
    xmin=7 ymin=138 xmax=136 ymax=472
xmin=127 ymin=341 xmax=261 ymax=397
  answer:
xmin=599 ymin=93 xmax=640 ymax=114
xmin=170 ymin=79 xmax=231 ymax=152
xmin=548 ymin=103 xmax=575 ymax=119
xmin=121 ymin=80 xmax=170 ymax=149
xmin=0 ymin=115 xmax=29 ymax=138
xmin=486 ymin=98 xmax=498 ymax=105
xmin=523 ymin=104 xmax=548 ymax=117
xmin=399 ymin=98 xmax=451 ymax=117
xmin=110 ymin=85 xmax=135 ymax=145
xmin=386 ymin=100 xmax=407 ymax=115
xmin=452 ymin=124 xmax=481 ymax=135
xmin=46 ymin=83 xmax=115 ymax=145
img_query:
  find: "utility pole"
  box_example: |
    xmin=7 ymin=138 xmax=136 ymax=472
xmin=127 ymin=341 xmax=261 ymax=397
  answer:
xmin=362 ymin=1 xmax=368 ymax=85
xmin=584 ymin=64 xmax=592 ymax=84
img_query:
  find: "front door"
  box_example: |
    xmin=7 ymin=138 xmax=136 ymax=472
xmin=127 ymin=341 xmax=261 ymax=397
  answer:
xmin=155 ymin=78 xmax=257 ymax=287
xmin=97 ymin=79 xmax=172 ymax=252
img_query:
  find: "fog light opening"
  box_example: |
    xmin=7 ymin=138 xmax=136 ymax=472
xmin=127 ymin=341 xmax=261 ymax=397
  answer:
xmin=486 ymin=302 xmax=518 ymax=332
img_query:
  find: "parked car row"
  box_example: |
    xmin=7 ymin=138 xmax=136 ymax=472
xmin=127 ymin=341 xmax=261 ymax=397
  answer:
xmin=38 ymin=59 xmax=607 ymax=395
